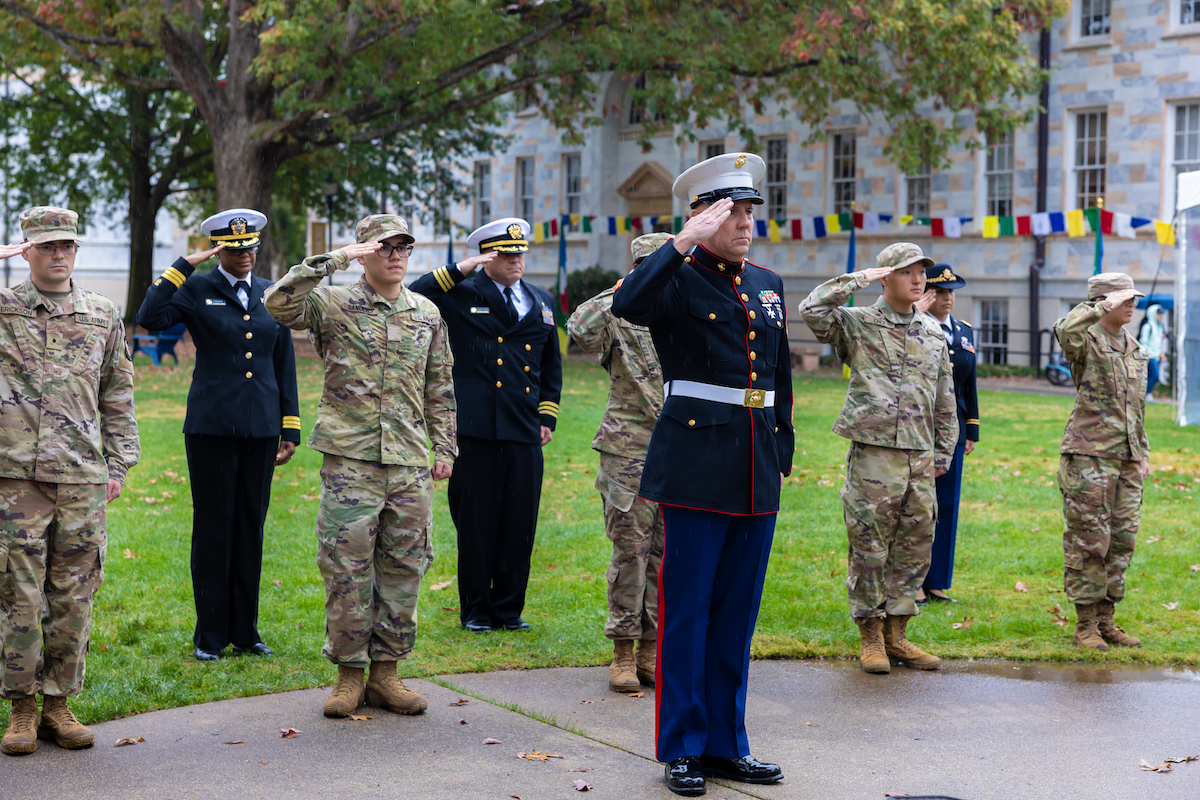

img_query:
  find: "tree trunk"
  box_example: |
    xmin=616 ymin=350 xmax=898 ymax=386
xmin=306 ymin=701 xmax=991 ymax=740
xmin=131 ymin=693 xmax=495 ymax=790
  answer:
xmin=212 ymin=126 xmax=281 ymax=279
xmin=123 ymin=89 xmax=157 ymax=324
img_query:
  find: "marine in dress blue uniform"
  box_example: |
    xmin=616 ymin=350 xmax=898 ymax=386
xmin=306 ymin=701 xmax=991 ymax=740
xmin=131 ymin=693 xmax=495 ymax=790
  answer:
xmin=409 ymin=218 xmax=563 ymax=632
xmin=612 ymin=154 xmax=794 ymax=796
xmin=920 ymin=264 xmax=979 ymax=602
xmin=136 ymin=209 xmax=301 ymax=661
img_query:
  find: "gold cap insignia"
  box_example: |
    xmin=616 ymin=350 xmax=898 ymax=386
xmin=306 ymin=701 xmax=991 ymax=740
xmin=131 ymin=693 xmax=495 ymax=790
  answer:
xmin=231 ymin=218 xmax=248 ymax=236
xmin=941 ymin=268 xmax=952 ymax=281
xmin=734 ymin=154 xmax=748 ymax=168
xmin=507 ymin=223 xmax=522 ymax=240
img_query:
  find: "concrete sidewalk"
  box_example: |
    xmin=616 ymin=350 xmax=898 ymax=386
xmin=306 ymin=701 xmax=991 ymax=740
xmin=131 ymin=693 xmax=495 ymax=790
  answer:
xmin=3 ymin=659 xmax=1199 ymax=800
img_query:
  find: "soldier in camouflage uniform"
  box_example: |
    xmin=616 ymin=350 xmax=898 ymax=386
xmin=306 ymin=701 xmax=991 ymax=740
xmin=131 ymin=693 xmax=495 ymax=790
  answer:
xmin=567 ymin=233 xmax=668 ymax=694
xmin=800 ymin=242 xmax=957 ymax=674
xmin=0 ymin=208 xmax=141 ymax=756
xmin=265 ymin=214 xmax=456 ymax=718
xmin=1053 ymin=272 xmax=1150 ymax=650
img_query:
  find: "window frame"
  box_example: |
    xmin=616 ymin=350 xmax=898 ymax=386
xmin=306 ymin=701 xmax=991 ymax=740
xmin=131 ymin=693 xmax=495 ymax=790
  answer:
xmin=473 ymin=161 xmax=492 ymax=229
xmin=1172 ymin=0 xmax=1200 ymax=32
xmin=829 ymin=130 xmax=857 ymax=215
xmin=515 ymin=157 xmax=535 ymax=223
xmin=1074 ymin=0 xmax=1112 ymax=40
xmin=1072 ymin=108 xmax=1108 ymax=210
xmin=700 ymin=139 xmax=726 ymax=161
xmin=903 ymin=161 xmax=932 ymax=218
xmin=563 ymin=152 xmax=583 ymax=233
xmin=764 ymin=137 xmax=788 ymax=222
xmin=626 ymin=72 xmax=665 ymax=127
xmin=976 ymin=299 xmax=1010 ymax=366
xmin=985 ymin=133 xmax=1015 ymax=218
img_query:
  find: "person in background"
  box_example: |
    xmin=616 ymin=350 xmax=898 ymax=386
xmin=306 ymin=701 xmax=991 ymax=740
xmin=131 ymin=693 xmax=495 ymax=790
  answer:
xmin=568 ymin=232 xmax=669 ymax=694
xmin=1138 ymin=304 xmax=1166 ymax=403
xmin=915 ymin=263 xmax=979 ymax=604
xmin=1053 ymin=273 xmax=1150 ymax=650
xmin=136 ymin=208 xmax=301 ymax=662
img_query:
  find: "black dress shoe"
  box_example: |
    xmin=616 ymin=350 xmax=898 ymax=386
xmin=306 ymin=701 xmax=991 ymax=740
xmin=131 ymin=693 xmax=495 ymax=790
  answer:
xmin=462 ymin=619 xmax=493 ymax=633
xmin=232 ymin=642 xmax=273 ymax=656
xmin=503 ymin=618 xmax=531 ymax=631
xmin=665 ymin=755 xmax=706 ymax=796
xmin=928 ymin=592 xmax=958 ymax=603
xmin=700 ymin=754 xmax=783 ymax=784
xmin=193 ymin=647 xmax=221 ymax=662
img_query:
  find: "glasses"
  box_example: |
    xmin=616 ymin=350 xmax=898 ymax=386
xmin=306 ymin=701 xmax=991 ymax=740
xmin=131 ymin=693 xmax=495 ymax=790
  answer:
xmin=36 ymin=243 xmax=78 ymax=256
xmin=378 ymin=243 xmax=414 ymax=258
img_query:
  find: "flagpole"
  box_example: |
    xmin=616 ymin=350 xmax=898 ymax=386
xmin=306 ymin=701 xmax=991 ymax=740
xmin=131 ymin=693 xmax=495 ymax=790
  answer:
xmin=555 ymin=209 xmax=569 ymax=355
xmin=844 ymin=201 xmax=856 ymax=380
xmin=1094 ymin=197 xmax=1104 ymax=275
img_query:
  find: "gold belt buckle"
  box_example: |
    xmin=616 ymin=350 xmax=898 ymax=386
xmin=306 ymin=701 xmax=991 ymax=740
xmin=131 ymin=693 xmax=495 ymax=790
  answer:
xmin=743 ymin=388 xmax=766 ymax=408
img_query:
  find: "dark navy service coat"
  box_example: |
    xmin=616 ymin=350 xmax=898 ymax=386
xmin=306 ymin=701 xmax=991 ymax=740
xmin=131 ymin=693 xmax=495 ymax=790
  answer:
xmin=942 ymin=314 xmax=979 ymax=445
xmin=136 ymin=257 xmax=301 ymax=443
xmin=410 ymin=265 xmax=563 ymax=444
xmin=612 ymin=241 xmax=795 ymax=515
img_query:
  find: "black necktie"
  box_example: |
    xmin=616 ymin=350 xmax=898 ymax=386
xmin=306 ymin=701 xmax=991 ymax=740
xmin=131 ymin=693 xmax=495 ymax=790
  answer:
xmin=504 ymin=287 xmax=518 ymax=325
xmin=235 ymin=280 xmax=250 ymax=308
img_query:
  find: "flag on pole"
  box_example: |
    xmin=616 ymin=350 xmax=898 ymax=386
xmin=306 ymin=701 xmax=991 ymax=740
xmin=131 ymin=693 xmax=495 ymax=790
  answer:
xmin=446 ymin=233 xmax=453 ymax=266
xmin=843 ymin=222 xmax=856 ymax=380
xmin=1083 ymin=208 xmax=1103 ymax=273
xmin=555 ymin=214 xmax=569 ymax=354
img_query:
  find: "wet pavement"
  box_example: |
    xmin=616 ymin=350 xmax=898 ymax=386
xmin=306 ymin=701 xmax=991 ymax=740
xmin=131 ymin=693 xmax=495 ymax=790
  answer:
xmin=2 ymin=659 xmax=1198 ymax=800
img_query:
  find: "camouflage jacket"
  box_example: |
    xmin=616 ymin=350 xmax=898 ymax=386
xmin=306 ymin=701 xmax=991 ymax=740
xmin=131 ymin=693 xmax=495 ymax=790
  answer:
xmin=568 ymin=285 xmax=664 ymax=460
xmin=264 ymin=250 xmax=457 ymax=467
xmin=1054 ymin=301 xmax=1149 ymax=461
xmin=800 ymin=272 xmax=958 ymax=470
xmin=0 ymin=279 xmax=140 ymax=484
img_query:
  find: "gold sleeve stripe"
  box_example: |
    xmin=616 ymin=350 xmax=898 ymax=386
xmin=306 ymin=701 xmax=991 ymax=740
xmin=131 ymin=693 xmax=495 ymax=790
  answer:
xmin=162 ymin=267 xmax=186 ymax=288
xmin=538 ymin=402 xmax=560 ymax=417
xmin=281 ymin=416 xmax=302 ymax=429
xmin=966 ymin=418 xmax=980 ymax=425
xmin=433 ymin=266 xmax=454 ymax=292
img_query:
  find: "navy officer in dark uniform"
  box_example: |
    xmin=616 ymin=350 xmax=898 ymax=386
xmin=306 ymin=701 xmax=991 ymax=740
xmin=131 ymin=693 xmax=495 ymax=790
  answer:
xmin=137 ymin=208 xmax=301 ymax=662
xmin=916 ymin=263 xmax=978 ymax=604
xmin=410 ymin=217 xmax=563 ymax=633
xmin=612 ymin=154 xmax=794 ymax=795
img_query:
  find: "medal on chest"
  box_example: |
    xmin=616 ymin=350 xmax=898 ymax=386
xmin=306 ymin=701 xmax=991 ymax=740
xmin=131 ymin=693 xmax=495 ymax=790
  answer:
xmin=757 ymin=289 xmax=783 ymax=321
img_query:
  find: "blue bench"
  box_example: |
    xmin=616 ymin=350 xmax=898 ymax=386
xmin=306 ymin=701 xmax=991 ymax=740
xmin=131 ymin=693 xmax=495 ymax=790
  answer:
xmin=133 ymin=323 xmax=186 ymax=366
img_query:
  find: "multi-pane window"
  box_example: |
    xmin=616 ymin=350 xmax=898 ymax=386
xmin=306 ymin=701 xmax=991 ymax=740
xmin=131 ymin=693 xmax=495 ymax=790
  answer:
xmin=702 ymin=140 xmax=725 ymax=160
xmin=516 ymin=157 xmax=535 ymax=222
xmin=1175 ymin=103 xmax=1200 ymax=178
xmin=905 ymin=161 xmax=931 ymax=217
xmin=1185 ymin=0 xmax=1199 ymax=25
xmin=563 ymin=153 xmax=582 ymax=232
xmin=979 ymin=300 xmax=1010 ymax=366
xmin=1075 ymin=111 xmax=1107 ymax=209
xmin=986 ymin=134 xmax=1014 ymax=217
xmin=627 ymin=73 xmax=664 ymax=125
xmin=831 ymin=132 xmax=856 ymax=214
xmin=473 ymin=161 xmax=492 ymax=228
xmin=1080 ymin=0 xmax=1111 ymax=36
xmin=765 ymin=138 xmax=787 ymax=221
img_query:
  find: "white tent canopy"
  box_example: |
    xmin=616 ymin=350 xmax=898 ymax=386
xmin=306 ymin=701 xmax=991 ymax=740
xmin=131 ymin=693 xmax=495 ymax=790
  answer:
xmin=1175 ymin=171 xmax=1200 ymax=425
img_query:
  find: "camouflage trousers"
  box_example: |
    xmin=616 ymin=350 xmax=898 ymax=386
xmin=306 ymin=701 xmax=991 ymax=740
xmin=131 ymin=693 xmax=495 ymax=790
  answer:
xmin=317 ymin=454 xmax=434 ymax=668
xmin=0 ymin=479 xmax=106 ymax=699
xmin=596 ymin=453 xmax=663 ymax=641
xmin=840 ymin=443 xmax=936 ymax=619
xmin=1057 ymin=454 xmax=1143 ymax=604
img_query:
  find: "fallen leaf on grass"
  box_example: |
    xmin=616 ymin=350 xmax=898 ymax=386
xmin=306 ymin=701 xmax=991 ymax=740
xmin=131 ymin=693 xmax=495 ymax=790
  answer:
xmin=272 ymin=579 xmax=282 ymax=586
xmin=449 ymin=698 xmax=470 ymax=707
xmin=482 ymin=738 xmax=503 ymax=745
xmin=223 ymin=740 xmax=245 ymax=745
xmin=573 ymin=779 xmax=593 ymax=791
xmin=300 ymin=494 xmax=318 ymax=501
xmin=114 ymin=736 xmax=145 ymax=747
xmin=1047 ymin=604 xmax=1070 ymax=627
xmin=951 ymin=616 xmax=975 ymax=630
xmin=280 ymin=728 xmax=301 ymax=738
xmin=430 ymin=578 xmax=455 ymax=591
xmin=1190 ymin=565 xmax=1200 ymax=572
xmin=1015 ymin=581 xmax=1028 ymax=592
xmin=123 ymin=549 xmax=139 ymax=559
xmin=348 ymin=714 xmax=372 ymax=721
xmin=1147 ymin=535 xmax=1162 ymax=544
xmin=517 ymin=750 xmax=563 ymax=761
xmin=1163 ymin=601 xmax=1181 ymax=611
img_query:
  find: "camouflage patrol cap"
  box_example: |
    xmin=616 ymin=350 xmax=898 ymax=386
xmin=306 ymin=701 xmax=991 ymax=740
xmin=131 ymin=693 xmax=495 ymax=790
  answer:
xmin=20 ymin=206 xmax=79 ymax=244
xmin=877 ymin=242 xmax=934 ymax=272
xmin=355 ymin=214 xmax=414 ymax=245
xmin=631 ymin=233 xmax=671 ymax=263
xmin=1088 ymin=272 xmax=1144 ymax=300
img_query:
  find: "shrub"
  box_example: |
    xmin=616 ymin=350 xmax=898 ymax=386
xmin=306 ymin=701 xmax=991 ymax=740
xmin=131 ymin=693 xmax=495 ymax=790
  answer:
xmin=567 ymin=265 xmax=622 ymax=312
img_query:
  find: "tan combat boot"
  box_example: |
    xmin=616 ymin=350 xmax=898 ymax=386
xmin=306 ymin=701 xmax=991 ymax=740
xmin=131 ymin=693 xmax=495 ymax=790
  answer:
xmin=854 ymin=618 xmax=891 ymax=674
xmin=883 ymin=616 xmax=941 ymax=670
xmin=1072 ymin=603 xmax=1109 ymax=650
xmin=635 ymin=639 xmax=657 ymax=687
xmin=38 ymin=695 xmax=94 ymax=749
xmin=1096 ymin=600 xmax=1142 ymax=647
xmin=323 ymin=665 xmax=366 ymax=718
xmin=1 ymin=697 xmax=38 ymax=756
xmin=365 ymin=661 xmax=428 ymax=715
xmin=609 ymin=639 xmax=640 ymax=693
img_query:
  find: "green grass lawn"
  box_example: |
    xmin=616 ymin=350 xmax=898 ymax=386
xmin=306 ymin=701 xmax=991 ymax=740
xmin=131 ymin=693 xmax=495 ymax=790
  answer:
xmin=9 ymin=356 xmax=1200 ymax=727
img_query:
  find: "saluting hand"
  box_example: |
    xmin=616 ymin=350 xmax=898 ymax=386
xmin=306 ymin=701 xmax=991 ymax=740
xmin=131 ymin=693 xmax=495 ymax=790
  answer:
xmin=915 ymin=290 xmax=937 ymax=314
xmin=457 ymin=252 xmax=497 ymax=275
xmin=862 ymin=266 xmax=894 ymax=284
xmin=673 ymin=197 xmax=734 ymax=254
xmin=1100 ymin=288 xmax=1139 ymax=311
xmin=343 ymin=242 xmax=382 ymax=263
xmin=184 ymin=243 xmax=226 ymax=266
xmin=0 ymin=241 xmax=32 ymax=259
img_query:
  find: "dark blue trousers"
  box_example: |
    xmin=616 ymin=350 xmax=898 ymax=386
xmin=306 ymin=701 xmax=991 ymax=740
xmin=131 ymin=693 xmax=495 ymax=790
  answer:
xmin=656 ymin=505 xmax=775 ymax=763
xmin=924 ymin=442 xmax=965 ymax=592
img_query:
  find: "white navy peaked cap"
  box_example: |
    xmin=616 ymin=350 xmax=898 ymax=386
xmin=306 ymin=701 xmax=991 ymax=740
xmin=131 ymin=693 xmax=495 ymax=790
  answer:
xmin=201 ymin=208 xmax=269 ymax=250
xmin=673 ymin=153 xmax=766 ymax=208
xmin=467 ymin=217 xmax=531 ymax=253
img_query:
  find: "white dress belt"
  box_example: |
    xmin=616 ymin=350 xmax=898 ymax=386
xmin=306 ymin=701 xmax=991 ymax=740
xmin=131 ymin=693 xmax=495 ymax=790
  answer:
xmin=664 ymin=379 xmax=775 ymax=408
